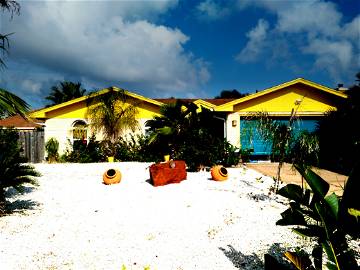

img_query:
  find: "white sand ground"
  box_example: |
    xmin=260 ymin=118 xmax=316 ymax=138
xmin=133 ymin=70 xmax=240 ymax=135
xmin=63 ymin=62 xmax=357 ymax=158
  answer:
xmin=0 ymin=163 xmax=325 ymax=269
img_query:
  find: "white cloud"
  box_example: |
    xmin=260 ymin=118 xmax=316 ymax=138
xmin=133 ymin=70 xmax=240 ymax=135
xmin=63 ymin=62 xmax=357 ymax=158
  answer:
xmin=235 ymin=0 xmax=360 ymax=81
xmin=302 ymin=39 xmax=355 ymax=80
xmin=236 ymin=19 xmax=269 ymax=63
xmin=2 ymin=0 xmax=208 ymax=102
xmin=20 ymin=79 xmax=42 ymax=94
xmin=196 ymin=0 xmax=231 ymax=21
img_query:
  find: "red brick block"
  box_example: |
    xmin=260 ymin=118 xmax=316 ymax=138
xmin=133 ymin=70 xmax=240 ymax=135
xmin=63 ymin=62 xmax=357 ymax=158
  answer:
xmin=149 ymin=160 xmax=187 ymax=187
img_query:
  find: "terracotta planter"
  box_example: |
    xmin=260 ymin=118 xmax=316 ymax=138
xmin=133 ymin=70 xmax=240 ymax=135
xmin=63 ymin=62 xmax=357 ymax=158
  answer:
xmin=211 ymin=165 xmax=228 ymax=181
xmin=149 ymin=160 xmax=187 ymax=187
xmin=103 ymin=169 xmax=121 ymax=185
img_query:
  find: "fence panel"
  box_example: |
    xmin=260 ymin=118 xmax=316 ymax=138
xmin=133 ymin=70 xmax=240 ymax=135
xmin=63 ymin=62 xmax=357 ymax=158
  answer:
xmin=18 ymin=130 xmax=45 ymax=163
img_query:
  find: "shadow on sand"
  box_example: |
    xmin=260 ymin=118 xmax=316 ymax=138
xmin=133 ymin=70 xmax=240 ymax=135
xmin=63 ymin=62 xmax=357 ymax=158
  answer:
xmin=219 ymin=243 xmax=295 ymax=269
xmin=3 ymin=186 xmax=40 ymax=215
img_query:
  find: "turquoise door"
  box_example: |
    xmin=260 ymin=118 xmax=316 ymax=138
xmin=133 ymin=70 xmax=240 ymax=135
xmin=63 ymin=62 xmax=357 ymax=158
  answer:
xmin=240 ymin=118 xmax=318 ymax=156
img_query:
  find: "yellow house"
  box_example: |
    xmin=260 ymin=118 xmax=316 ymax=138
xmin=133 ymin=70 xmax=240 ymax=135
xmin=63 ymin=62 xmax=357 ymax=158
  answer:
xmin=28 ymin=78 xmax=347 ymax=157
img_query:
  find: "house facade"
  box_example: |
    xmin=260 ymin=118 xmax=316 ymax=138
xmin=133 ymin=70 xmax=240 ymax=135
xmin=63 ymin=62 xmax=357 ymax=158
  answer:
xmin=25 ymin=78 xmax=347 ymax=159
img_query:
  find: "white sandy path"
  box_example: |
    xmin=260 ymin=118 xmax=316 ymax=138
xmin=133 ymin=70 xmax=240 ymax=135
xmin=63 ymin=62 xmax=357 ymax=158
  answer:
xmin=0 ymin=163 xmax=306 ymax=270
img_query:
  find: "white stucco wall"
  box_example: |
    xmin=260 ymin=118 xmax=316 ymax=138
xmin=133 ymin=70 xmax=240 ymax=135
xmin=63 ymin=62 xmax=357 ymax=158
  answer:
xmin=226 ymin=112 xmax=240 ymax=148
xmin=44 ymin=117 xmax=150 ymax=156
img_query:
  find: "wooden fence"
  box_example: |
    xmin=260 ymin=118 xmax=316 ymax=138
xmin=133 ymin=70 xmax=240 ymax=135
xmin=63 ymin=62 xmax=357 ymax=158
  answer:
xmin=18 ymin=130 xmax=45 ymax=163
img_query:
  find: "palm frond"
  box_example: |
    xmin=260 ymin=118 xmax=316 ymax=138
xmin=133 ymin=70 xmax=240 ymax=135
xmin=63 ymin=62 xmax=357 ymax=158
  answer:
xmin=0 ymin=88 xmax=30 ymax=118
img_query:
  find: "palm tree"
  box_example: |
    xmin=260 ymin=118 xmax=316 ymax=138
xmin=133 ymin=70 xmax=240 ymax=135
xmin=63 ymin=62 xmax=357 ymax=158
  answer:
xmin=0 ymin=128 xmax=40 ymax=215
xmin=249 ymin=109 xmax=299 ymax=191
xmin=145 ymin=100 xmax=198 ymax=157
xmin=45 ymin=81 xmax=86 ymax=106
xmin=0 ymin=88 xmax=30 ymax=119
xmin=87 ymin=88 xmax=139 ymax=157
xmin=0 ymin=0 xmax=20 ymax=68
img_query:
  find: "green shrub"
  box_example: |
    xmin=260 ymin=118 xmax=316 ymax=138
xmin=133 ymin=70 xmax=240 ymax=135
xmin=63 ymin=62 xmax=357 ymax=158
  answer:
xmin=61 ymin=134 xmax=104 ymax=163
xmin=45 ymin=137 xmax=59 ymax=163
xmin=239 ymin=148 xmax=253 ymax=163
xmin=114 ymin=134 xmax=160 ymax=162
xmin=0 ymin=128 xmax=40 ymax=214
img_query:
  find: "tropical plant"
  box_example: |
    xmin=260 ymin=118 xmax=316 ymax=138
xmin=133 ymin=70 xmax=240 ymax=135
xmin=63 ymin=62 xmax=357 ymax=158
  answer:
xmin=146 ymin=100 xmax=199 ymax=157
xmin=316 ymin=72 xmax=360 ymax=175
xmin=146 ymin=100 xmax=239 ymax=170
xmin=247 ymin=109 xmax=298 ymax=191
xmin=45 ymin=81 xmax=86 ymax=106
xmin=0 ymin=128 xmax=40 ymax=215
xmin=114 ymin=134 xmax=157 ymax=162
xmin=61 ymin=134 xmax=104 ymax=163
xmin=45 ymin=137 xmax=59 ymax=163
xmin=275 ymin=164 xmax=359 ymax=270
xmin=0 ymin=88 xmax=30 ymax=119
xmin=0 ymin=0 xmax=20 ymax=68
xmin=289 ymin=130 xmax=320 ymax=190
xmin=87 ymin=88 xmax=139 ymax=157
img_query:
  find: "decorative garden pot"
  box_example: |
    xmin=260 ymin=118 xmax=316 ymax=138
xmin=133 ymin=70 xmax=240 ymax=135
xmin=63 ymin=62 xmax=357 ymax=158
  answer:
xmin=164 ymin=154 xmax=170 ymax=162
xmin=103 ymin=169 xmax=121 ymax=185
xmin=149 ymin=160 xmax=187 ymax=187
xmin=211 ymin=165 xmax=228 ymax=181
xmin=107 ymin=156 xmax=114 ymax=162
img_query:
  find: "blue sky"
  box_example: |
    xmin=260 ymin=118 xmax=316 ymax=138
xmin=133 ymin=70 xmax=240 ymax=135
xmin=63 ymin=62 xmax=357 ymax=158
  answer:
xmin=1 ymin=0 xmax=359 ymax=109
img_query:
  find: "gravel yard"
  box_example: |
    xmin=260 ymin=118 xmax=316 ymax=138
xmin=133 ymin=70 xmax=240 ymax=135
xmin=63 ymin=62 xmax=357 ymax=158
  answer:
xmin=0 ymin=163 xmax=320 ymax=269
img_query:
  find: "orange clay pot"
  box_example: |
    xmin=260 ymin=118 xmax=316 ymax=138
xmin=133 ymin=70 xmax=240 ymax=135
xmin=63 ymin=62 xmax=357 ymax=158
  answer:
xmin=103 ymin=169 xmax=121 ymax=185
xmin=211 ymin=165 xmax=228 ymax=181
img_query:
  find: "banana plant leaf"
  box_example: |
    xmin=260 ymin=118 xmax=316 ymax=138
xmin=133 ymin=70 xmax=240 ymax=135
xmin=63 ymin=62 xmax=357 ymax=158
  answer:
xmin=322 ymin=241 xmax=340 ymax=270
xmin=295 ymin=164 xmax=329 ymax=199
xmin=277 ymin=208 xmax=307 ymax=226
xmin=292 ymin=226 xmax=323 ymax=238
xmin=278 ymin=184 xmax=310 ymax=204
xmin=284 ymin=251 xmax=314 ymax=270
xmin=325 ymin=193 xmax=340 ymax=220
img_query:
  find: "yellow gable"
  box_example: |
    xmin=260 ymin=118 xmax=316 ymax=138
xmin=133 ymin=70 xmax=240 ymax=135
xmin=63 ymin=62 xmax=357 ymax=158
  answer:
xmin=29 ymin=87 xmax=163 ymax=119
xmin=234 ymin=83 xmax=342 ymax=116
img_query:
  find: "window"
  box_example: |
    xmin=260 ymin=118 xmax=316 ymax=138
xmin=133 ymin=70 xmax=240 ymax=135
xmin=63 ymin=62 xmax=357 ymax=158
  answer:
xmin=72 ymin=120 xmax=88 ymax=148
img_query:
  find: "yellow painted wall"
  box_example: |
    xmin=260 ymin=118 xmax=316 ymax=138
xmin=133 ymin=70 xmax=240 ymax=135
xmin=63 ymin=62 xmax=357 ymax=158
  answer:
xmin=233 ymin=85 xmax=338 ymax=114
xmin=41 ymin=99 xmax=161 ymax=155
xmin=45 ymin=100 xmax=161 ymax=119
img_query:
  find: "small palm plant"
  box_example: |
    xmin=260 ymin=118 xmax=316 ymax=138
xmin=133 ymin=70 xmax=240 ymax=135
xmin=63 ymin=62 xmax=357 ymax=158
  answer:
xmin=0 ymin=128 xmax=40 ymax=215
xmin=145 ymin=100 xmax=198 ymax=158
xmin=87 ymin=88 xmax=139 ymax=158
xmin=248 ymin=109 xmax=298 ymax=191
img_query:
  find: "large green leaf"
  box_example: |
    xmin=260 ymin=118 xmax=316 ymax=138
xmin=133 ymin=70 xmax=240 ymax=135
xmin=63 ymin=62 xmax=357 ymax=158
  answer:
xmin=342 ymin=164 xmax=360 ymax=214
xmin=277 ymin=208 xmax=307 ymax=226
xmin=322 ymin=241 xmax=340 ymax=270
xmin=277 ymin=184 xmax=304 ymax=202
xmin=292 ymin=226 xmax=323 ymax=238
xmin=284 ymin=251 xmax=314 ymax=270
xmin=325 ymin=193 xmax=340 ymax=220
xmin=348 ymin=208 xmax=360 ymax=220
xmin=295 ymin=165 xmax=329 ymax=199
